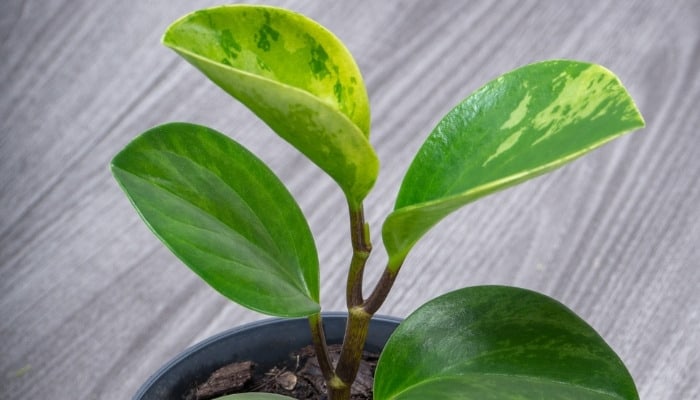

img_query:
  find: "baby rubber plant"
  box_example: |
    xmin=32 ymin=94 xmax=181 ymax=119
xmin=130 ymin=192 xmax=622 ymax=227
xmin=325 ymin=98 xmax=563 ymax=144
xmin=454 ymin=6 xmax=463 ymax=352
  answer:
xmin=111 ymin=5 xmax=645 ymax=400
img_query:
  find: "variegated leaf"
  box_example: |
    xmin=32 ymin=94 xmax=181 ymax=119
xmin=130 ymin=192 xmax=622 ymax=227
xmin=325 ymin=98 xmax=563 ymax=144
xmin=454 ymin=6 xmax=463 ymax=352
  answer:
xmin=382 ymin=60 xmax=644 ymax=266
xmin=162 ymin=5 xmax=378 ymax=208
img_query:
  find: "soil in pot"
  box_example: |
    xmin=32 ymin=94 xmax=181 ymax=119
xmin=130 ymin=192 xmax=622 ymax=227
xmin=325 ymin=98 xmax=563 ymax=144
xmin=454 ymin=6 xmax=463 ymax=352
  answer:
xmin=189 ymin=344 xmax=378 ymax=400
xmin=134 ymin=315 xmax=399 ymax=400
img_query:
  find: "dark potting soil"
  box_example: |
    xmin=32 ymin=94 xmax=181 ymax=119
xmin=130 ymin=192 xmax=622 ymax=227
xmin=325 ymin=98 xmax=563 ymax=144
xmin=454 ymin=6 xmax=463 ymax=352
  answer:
xmin=185 ymin=344 xmax=378 ymax=400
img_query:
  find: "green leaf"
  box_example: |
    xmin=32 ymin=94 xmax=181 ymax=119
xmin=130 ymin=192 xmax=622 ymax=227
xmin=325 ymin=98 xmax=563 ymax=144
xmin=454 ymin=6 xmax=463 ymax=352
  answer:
xmin=214 ymin=394 xmax=296 ymax=400
xmin=374 ymin=286 xmax=638 ymax=400
xmin=111 ymin=122 xmax=320 ymax=317
xmin=163 ymin=5 xmax=378 ymax=208
xmin=382 ymin=60 xmax=644 ymax=266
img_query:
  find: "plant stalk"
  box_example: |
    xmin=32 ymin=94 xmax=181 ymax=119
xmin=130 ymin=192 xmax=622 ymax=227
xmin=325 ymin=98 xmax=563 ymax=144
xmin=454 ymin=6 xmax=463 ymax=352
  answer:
xmin=327 ymin=203 xmax=405 ymax=400
xmin=308 ymin=313 xmax=336 ymax=383
xmin=347 ymin=206 xmax=371 ymax=307
xmin=315 ymin=205 xmax=373 ymax=400
xmin=363 ymin=266 xmax=400 ymax=315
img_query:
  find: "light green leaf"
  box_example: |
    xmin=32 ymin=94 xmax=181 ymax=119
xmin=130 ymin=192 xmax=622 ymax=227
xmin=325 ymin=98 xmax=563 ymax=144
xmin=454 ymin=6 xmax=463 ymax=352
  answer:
xmin=163 ymin=5 xmax=378 ymax=208
xmin=214 ymin=394 xmax=296 ymax=400
xmin=382 ymin=60 xmax=644 ymax=266
xmin=111 ymin=122 xmax=319 ymax=317
xmin=374 ymin=286 xmax=638 ymax=400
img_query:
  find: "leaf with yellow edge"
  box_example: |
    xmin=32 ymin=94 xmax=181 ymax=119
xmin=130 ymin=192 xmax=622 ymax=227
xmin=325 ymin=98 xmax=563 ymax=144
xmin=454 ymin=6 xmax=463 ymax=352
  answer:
xmin=163 ymin=5 xmax=378 ymax=208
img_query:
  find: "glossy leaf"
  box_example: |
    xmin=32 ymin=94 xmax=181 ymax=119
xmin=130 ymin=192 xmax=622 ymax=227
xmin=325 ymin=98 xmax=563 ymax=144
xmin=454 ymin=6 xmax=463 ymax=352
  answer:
xmin=382 ymin=60 xmax=644 ymax=266
xmin=215 ymin=394 xmax=295 ymax=400
xmin=374 ymin=285 xmax=638 ymax=400
xmin=111 ymin=122 xmax=320 ymax=317
xmin=163 ymin=5 xmax=378 ymax=208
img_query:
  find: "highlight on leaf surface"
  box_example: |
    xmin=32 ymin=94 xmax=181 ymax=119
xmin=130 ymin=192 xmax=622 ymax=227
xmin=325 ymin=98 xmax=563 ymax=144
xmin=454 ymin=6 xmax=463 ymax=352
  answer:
xmin=111 ymin=122 xmax=320 ymax=317
xmin=162 ymin=5 xmax=378 ymax=208
xmin=374 ymin=285 xmax=639 ymax=400
xmin=382 ymin=60 xmax=645 ymax=266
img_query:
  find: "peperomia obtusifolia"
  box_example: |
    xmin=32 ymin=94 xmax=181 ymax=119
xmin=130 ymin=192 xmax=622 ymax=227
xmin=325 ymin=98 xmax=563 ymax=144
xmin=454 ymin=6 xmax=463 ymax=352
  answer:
xmin=111 ymin=5 xmax=644 ymax=400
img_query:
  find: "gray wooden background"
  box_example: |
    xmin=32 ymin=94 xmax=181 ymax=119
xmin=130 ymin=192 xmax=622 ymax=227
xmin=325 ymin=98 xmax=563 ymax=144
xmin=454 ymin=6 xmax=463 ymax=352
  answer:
xmin=1 ymin=1 xmax=698 ymax=399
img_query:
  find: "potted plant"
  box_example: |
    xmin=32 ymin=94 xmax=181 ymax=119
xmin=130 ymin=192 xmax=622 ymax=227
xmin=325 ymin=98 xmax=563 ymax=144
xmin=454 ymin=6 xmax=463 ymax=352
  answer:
xmin=111 ymin=4 xmax=645 ymax=400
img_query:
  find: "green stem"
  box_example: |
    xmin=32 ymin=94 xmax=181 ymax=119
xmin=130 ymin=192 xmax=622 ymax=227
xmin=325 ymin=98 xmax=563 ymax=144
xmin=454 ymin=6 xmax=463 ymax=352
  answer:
xmin=308 ymin=313 xmax=335 ymax=383
xmin=331 ymin=203 xmax=407 ymax=399
xmin=347 ymin=206 xmax=371 ymax=307
xmin=363 ymin=265 xmax=400 ymax=315
xmin=327 ymin=384 xmax=351 ymax=400
xmin=335 ymin=306 xmax=372 ymax=397
xmin=322 ymin=203 xmax=375 ymax=400
xmin=326 ymin=262 xmax=403 ymax=400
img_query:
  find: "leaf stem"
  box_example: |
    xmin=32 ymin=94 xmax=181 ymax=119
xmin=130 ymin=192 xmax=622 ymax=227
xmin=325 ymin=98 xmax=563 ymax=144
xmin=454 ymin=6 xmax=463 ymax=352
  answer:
xmin=315 ymin=203 xmax=374 ymax=400
xmin=363 ymin=263 xmax=401 ymax=315
xmin=347 ymin=205 xmax=372 ymax=307
xmin=335 ymin=306 xmax=372 ymax=396
xmin=331 ymin=200 xmax=409 ymax=399
xmin=308 ymin=313 xmax=335 ymax=383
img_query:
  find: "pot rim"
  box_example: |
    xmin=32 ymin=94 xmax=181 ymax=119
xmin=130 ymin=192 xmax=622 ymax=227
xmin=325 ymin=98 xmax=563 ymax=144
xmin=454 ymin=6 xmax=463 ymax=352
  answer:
xmin=134 ymin=312 xmax=401 ymax=399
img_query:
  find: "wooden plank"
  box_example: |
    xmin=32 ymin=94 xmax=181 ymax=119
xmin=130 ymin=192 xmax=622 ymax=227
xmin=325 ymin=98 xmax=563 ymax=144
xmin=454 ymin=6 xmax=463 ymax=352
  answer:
xmin=1 ymin=1 xmax=698 ymax=399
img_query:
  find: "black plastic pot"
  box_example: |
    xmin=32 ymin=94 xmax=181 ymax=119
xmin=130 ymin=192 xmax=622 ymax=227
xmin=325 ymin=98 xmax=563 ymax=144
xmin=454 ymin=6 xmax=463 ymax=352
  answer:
xmin=133 ymin=313 xmax=401 ymax=399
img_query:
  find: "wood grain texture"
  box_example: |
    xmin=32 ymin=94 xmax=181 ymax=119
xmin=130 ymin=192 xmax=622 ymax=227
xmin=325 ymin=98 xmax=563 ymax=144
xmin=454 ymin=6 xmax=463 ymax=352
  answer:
xmin=1 ymin=1 xmax=698 ymax=399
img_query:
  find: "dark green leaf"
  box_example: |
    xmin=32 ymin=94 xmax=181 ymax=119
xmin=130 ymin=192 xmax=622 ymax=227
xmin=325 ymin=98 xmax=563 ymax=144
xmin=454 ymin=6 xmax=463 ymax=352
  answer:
xmin=111 ymin=123 xmax=319 ymax=317
xmin=374 ymin=286 xmax=638 ymax=400
xmin=383 ymin=60 xmax=644 ymax=266
xmin=163 ymin=5 xmax=378 ymax=208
